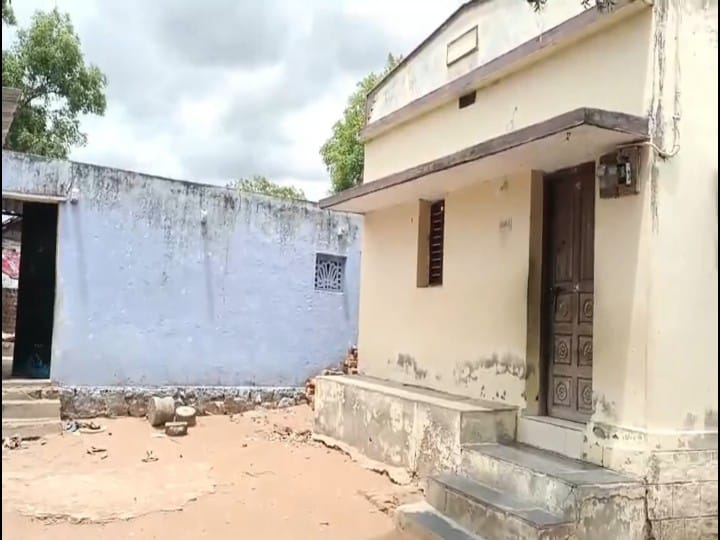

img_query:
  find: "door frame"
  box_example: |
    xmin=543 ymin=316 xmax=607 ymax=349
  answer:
xmin=538 ymin=162 xmax=596 ymax=421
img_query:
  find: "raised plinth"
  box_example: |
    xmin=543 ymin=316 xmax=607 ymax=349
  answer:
xmin=313 ymin=375 xmax=516 ymax=476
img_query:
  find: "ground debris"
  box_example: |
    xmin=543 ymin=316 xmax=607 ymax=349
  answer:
xmin=165 ymin=421 xmax=188 ymax=437
xmin=141 ymin=450 xmax=158 ymax=463
xmin=65 ymin=420 xmax=104 ymax=433
xmin=358 ymin=487 xmax=422 ymax=515
xmin=305 ymin=346 xmax=359 ymax=409
xmin=268 ymin=424 xmax=311 ymax=444
xmin=3 ymin=436 xmax=22 ymax=450
xmin=85 ymin=446 xmax=107 ymax=456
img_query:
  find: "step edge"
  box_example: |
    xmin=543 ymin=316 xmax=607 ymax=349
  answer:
xmin=396 ymin=501 xmax=485 ymax=540
xmin=431 ymin=474 xmax=573 ymax=530
xmin=462 ymin=443 xmax=642 ymax=487
xmin=2 ymin=398 xmax=60 ymax=405
xmin=2 ymin=417 xmax=62 ymax=424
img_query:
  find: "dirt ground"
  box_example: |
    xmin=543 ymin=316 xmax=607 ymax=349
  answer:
xmin=2 ymin=406 xmax=419 ymax=540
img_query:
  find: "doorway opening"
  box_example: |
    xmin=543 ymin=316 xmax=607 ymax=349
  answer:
xmin=2 ymin=198 xmax=58 ymax=380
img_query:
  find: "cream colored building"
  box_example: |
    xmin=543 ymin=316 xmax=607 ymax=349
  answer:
xmin=314 ymin=0 xmax=718 ymax=538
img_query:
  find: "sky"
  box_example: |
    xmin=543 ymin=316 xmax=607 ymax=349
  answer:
xmin=2 ymin=0 xmax=463 ymax=201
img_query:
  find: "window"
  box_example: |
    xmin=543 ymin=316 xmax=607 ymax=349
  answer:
xmin=428 ymin=200 xmax=445 ymax=286
xmin=314 ymin=253 xmax=346 ymax=292
xmin=417 ymin=199 xmax=445 ymax=287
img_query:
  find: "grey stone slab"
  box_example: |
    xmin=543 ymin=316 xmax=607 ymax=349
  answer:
xmin=558 ymin=468 xmax=640 ymax=485
xmin=337 ymin=374 xmax=515 ymax=411
xmin=433 ymin=473 xmax=569 ymax=528
xmin=396 ymin=502 xmax=486 ymax=540
xmin=466 ymin=442 xmax=639 ymax=486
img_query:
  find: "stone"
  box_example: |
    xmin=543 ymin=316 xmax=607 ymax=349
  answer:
xmin=648 ymin=484 xmax=674 ymax=520
xmin=105 ymin=394 xmax=129 ymax=417
xmin=673 ymin=483 xmax=702 ymax=518
xmin=165 ymin=421 xmax=188 ymax=437
xmin=148 ymin=397 xmax=175 ymax=427
xmin=224 ymin=397 xmax=250 ymax=414
xmin=699 ymin=482 xmax=718 ymax=516
xmin=175 ymin=405 xmax=197 ymax=427
xmin=204 ymin=400 xmax=226 ymax=416
xmin=277 ymin=397 xmax=294 ymax=409
xmin=57 ymin=386 xmax=306 ymax=418
xmin=71 ymin=391 xmax=107 ymax=419
xmin=40 ymin=387 xmax=59 ymax=400
xmin=127 ymin=395 xmax=148 ymax=417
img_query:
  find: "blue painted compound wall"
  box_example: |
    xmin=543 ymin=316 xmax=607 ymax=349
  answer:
xmin=2 ymin=151 xmax=361 ymax=386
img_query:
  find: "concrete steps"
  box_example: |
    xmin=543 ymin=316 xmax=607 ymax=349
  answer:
xmin=397 ymin=443 xmax=647 ymax=540
xmin=2 ymin=398 xmax=60 ymax=419
xmin=2 ymin=417 xmax=62 ymax=439
xmin=396 ymin=501 xmax=486 ymax=540
xmin=426 ymin=473 xmax=574 ymax=540
xmin=2 ymin=379 xmax=61 ymax=439
xmin=461 ymin=443 xmax=641 ymax=520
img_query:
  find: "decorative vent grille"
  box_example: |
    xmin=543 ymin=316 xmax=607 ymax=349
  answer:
xmin=428 ymin=200 xmax=445 ymax=286
xmin=314 ymin=254 xmax=346 ymax=292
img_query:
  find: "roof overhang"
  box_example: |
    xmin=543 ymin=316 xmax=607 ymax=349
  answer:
xmin=362 ymin=0 xmax=650 ymax=141
xmin=2 ymin=191 xmax=67 ymax=204
xmin=2 ymin=87 xmax=22 ymax=146
xmin=320 ymin=108 xmax=649 ymax=213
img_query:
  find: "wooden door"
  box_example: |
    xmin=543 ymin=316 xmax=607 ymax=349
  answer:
xmin=544 ymin=165 xmax=595 ymax=422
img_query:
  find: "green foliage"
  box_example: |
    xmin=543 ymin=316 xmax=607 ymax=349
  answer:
xmin=228 ymin=175 xmax=306 ymax=201
xmin=320 ymin=54 xmax=401 ymax=194
xmin=2 ymin=9 xmax=107 ymax=158
xmin=2 ymin=0 xmax=15 ymax=25
xmin=527 ymin=0 xmax=601 ymax=10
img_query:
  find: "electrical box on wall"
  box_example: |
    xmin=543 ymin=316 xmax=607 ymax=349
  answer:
xmin=597 ymin=147 xmax=641 ymax=199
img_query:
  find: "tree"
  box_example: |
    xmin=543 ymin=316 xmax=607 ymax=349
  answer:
xmin=320 ymin=54 xmax=401 ymax=194
xmin=527 ymin=0 xmax=607 ymax=10
xmin=2 ymin=0 xmax=15 ymax=25
xmin=2 ymin=9 xmax=107 ymax=158
xmin=228 ymin=175 xmax=306 ymax=201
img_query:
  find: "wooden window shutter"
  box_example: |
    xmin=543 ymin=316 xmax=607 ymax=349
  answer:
xmin=428 ymin=200 xmax=445 ymax=286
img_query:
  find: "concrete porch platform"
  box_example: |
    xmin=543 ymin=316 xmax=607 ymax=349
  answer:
xmin=313 ymin=375 xmax=516 ymax=476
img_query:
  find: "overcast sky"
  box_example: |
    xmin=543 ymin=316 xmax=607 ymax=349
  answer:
xmin=3 ymin=0 xmax=462 ymax=200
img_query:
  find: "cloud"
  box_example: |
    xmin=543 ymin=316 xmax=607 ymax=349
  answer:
xmin=5 ymin=0 xmax=460 ymax=201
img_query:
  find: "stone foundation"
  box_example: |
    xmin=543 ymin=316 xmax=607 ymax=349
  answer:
xmin=646 ymin=449 xmax=719 ymax=539
xmin=59 ymin=386 xmax=307 ymax=419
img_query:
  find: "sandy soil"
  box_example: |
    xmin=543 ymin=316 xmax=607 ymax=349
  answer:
xmin=2 ymin=406 xmax=419 ymax=540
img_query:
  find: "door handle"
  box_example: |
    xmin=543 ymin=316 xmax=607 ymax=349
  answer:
xmin=550 ymin=284 xmax=580 ymax=296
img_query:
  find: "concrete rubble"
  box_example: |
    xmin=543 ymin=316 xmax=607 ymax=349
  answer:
xmin=305 ymin=346 xmax=358 ymax=409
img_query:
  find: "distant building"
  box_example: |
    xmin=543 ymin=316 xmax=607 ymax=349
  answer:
xmin=2 ymin=87 xmax=21 ymax=147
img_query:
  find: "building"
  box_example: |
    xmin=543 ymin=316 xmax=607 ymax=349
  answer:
xmin=2 ymin=87 xmax=22 ymax=378
xmin=2 ymin=151 xmax=361 ymax=416
xmin=314 ymin=0 xmax=718 ymax=538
